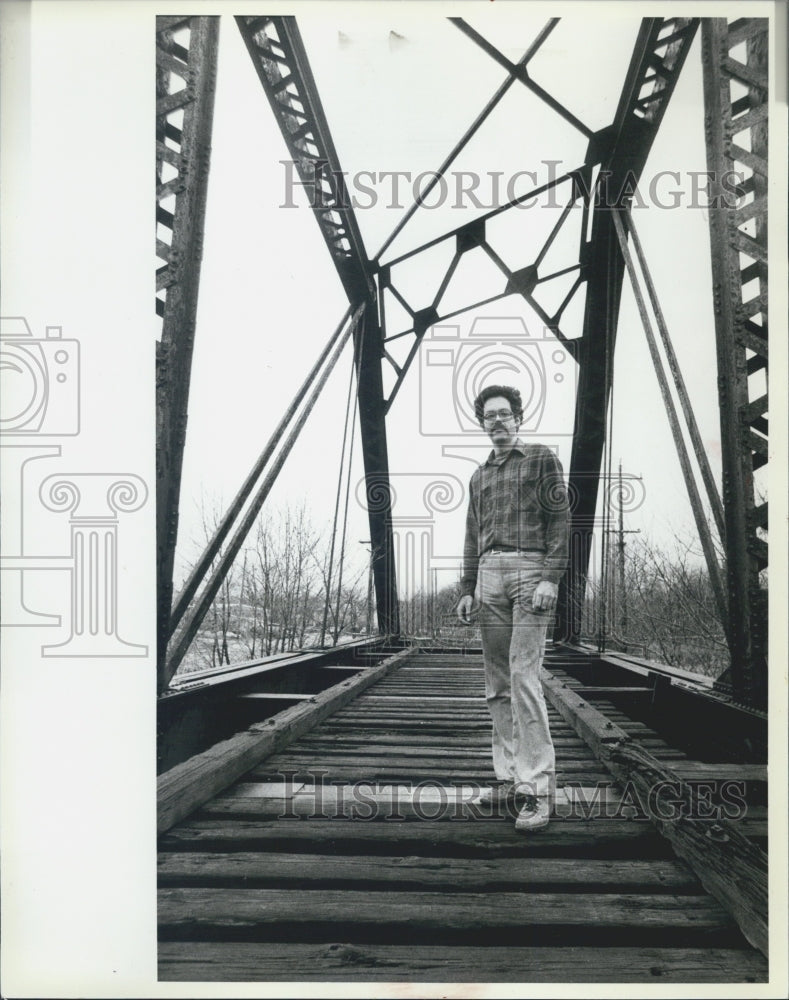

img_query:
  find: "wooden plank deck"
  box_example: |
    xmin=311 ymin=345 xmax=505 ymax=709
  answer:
xmin=158 ymin=648 xmax=768 ymax=983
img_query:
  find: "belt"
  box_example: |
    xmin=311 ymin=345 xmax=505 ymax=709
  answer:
xmin=484 ymin=547 xmax=542 ymax=556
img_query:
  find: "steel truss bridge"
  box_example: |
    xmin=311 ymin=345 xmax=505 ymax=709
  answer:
xmin=156 ymin=14 xmax=771 ymax=984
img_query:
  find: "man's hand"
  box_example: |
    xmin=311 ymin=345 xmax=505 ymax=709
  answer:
xmin=533 ymin=580 xmax=558 ymax=613
xmin=456 ymin=594 xmax=474 ymax=625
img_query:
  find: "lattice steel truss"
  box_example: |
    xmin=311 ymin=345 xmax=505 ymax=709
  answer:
xmin=155 ymin=16 xmax=219 ymax=677
xmin=702 ymin=18 xmax=768 ymax=707
xmin=546 ymin=17 xmax=699 ymax=644
xmin=235 ymin=14 xmax=399 ymax=645
xmin=235 ymin=15 xmax=375 ymax=304
xmin=154 ymin=14 xmax=770 ymax=710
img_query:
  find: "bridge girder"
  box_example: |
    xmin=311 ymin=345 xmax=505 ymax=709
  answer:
xmin=154 ymin=15 xmax=770 ymax=712
xmin=558 ymin=17 xmax=699 ymax=644
xmin=701 ymin=18 xmax=768 ymax=708
xmin=236 ymin=14 xmax=399 ymax=638
xmin=155 ymin=16 xmax=220 ymax=689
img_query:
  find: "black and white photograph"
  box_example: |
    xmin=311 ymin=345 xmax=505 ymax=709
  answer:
xmin=1 ymin=1 xmax=787 ymax=997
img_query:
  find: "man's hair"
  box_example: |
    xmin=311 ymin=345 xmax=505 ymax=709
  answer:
xmin=473 ymin=385 xmax=524 ymax=426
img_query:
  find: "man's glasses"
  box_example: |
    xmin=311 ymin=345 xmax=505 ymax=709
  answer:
xmin=483 ymin=409 xmax=515 ymax=423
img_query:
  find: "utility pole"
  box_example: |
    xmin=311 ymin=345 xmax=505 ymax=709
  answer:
xmin=360 ymin=541 xmax=374 ymax=636
xmin=611 ymin=458 xmax=641 ymax=643
xmin=605 ymin=462 xmax=640 ymax=649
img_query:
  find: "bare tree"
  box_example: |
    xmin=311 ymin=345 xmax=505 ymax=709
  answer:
xmin=180 ymin=496 xmax=241 ymax=673
xmin=583 ymin=529 xmax=731 ymax=677
xmin=175 ymin=498 xmax=331 ymax=674
xmin=245 ymin=505 xmax=325 ymax=655
xmin=313 ymin=538 xmax=368 ymax=646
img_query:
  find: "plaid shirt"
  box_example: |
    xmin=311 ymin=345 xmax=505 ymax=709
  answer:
xmin=461 ymin=440 xmax=570 ymax=596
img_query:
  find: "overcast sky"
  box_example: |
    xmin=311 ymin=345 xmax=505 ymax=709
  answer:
xmin=175 ymin=11 xmax=750 ymax=598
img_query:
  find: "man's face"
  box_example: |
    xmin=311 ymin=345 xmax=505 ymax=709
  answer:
xmin=481 ymin=394 xmax=520 ymax=448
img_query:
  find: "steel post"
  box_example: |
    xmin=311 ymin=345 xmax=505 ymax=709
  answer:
xmin=156 ymin=16 xmax=220 ymax=691
xmin=557 ymin=17 xmax=699 ymax=643
xmin=355 ymin=305 xmax=400 ymax=637
xmin=701 ymin=18 xmax=768 ymax=707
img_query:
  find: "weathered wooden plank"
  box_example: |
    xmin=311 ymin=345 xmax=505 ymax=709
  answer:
xmin=249 ymin=764 xmax=608 ymax=782
xmin=278 ymin=739 xmax=606 ymax=756
xmin=158 ymin=888 xmax=740 ymax=944
xmin=261 ymin=745 xmax=608 ymax=763
xmin=314 ymin=715 xmax=579 ymax=730
xmin=332 ymin=707 xmax=496 ymax=718
xmin=365 ymin=692 xmax=487 ymax=699
xmin=315 ymin=665 xmax=373 ymax=672
xmin=198 ymin=794 xmax=555 ymax=821
xmin=354 ymin=683 xmax=488 ymax=693
xmin=260 ymin=748 xmax=498 ymax=764
xmin=208 ymin=779 xmax=767 ymax=814
xmin=237 ymin=692 xmax=312 ymax=701
xmin=157 ymin=649 xmax=411 ymax=833
xmin=294 ymin=726 xmax=669 ymax=753
xmin=670 ymin=763 xmax=767 ymax=782
xmin=190 ymin=793 xmax=767 ymax=836
xmin=266 ymin=746 xmax=688 ymax=765
xmin=542 ymin=673 xmax=769 ymax=956
xmin=364 ymin=674 xmax=484 ymax=682
xmin=160 ymin=817 xmax=672 ymax=858
xmin=157 ymin=941 xmax=768 ymax=982
xmin=295 ymin=735 xmax=680 ymax=753
xmin=561 ymin=686 xmax=655 ymax=695
xmin=261 ymin=752 xmax=604 ymax=770
xmin=246 ymin=769 xmax=618 ymax=787
xmin=222 ymin=781 xmax=628 ymax=803
xmin=373 ymin=672 xmax=485 ymax=679
xmin=307 ymin=731 xmax=589 ymax=746
xmin=359 ymin=694 xmax=489 ymax=703
xmin=157 ymin=851 xmax=700 ymax=892
xmin=369 ymin=686 xmax=486 ymax=693
xmin=312 ymin=717 xmax=537 ymax=730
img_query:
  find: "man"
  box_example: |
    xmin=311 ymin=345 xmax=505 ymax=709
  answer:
xmin=456 ymin=384 xmax=569 ymax=832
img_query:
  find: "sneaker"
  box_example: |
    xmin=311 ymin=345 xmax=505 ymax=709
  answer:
xmin=514 ymin=796 xmax=551 ymax=832
xmin=477 ymin=781 xmax=516 ymax=805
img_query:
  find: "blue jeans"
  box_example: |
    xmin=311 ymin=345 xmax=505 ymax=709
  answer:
xmin=475 ymin=550 xmax=555 ymax=800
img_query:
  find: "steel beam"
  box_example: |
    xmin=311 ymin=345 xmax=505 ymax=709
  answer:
xmin=449 ymin=18 xmax=593 ymax=140
xmin=701 ymin=18 xmax=768 ymax=708
xmin=377 ymin=167 xmax=585 ymax=412
xmin=235 ymin=15 xmax=374 ymax=304
xmin=374 ymin=18 xmax=560 ymax=263
xmin=355 ymin=306 xmax=400 ymax=637
xmin=237 ymin=15 xmax=399 ymax=640
xmin=557 ymin=17 xmax=699 ymax=643
xmin=156 ymin=16 xmax=220 ymax=690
